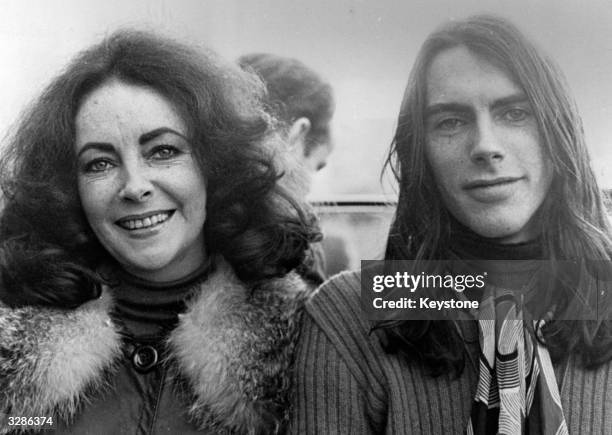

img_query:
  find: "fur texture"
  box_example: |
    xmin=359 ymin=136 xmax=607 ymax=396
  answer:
xmin=0 ymin=290 xmax=121 ymax=433
xmin=0 ymin=260 xmax=311 ymax=434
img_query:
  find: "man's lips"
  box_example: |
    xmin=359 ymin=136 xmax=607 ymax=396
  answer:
xmin=463 ymin=177 xmax=524 ymax=190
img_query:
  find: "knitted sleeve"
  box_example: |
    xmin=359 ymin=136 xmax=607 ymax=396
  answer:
xmin=289 ymin=272 xmax=387 ymax=434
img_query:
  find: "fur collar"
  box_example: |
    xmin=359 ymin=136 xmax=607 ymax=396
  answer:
xmin=0 ymin=259 xmax=311 ymax=434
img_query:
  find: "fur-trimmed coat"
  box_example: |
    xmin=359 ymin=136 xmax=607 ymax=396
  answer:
xmin=0 ymin=260 xmax=311 ymax=434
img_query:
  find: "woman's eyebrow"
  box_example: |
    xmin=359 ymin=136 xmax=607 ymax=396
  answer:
xmin=139 ymin=127 xmax=188 ymax=145
xmin=77 ymin=142 xmax=114 ymax=157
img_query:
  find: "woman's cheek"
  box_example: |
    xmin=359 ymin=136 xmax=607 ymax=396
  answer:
xmin=79 ymin=176 xmax=115 ymax=221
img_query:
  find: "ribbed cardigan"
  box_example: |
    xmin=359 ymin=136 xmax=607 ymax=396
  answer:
xmin=290 ymin=271 xmax=612 ymax=434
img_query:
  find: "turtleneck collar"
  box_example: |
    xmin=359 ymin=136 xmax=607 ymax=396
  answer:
xmin=110 ymin=258 xmax=213 ymax=339
xmin=448 ymin=217 xmax=542 ymax=261
xmin=446 ymin=218 xmax=546 ymax=304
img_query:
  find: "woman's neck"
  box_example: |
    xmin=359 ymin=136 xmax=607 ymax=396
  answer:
xmin=111 ymin=257 xmax=213 ymax=339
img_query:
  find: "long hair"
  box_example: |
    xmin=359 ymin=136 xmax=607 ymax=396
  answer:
xmin=381 ymin=15 xmax=612 ymax=374
xmin=238 ymin=53 xmax=335 ymax=155
xmin=0 ymin=30 xmax=319 ymax=309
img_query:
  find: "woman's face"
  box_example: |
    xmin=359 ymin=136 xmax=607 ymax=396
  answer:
xmin=75 ymin=79 xmax=207 ymax=282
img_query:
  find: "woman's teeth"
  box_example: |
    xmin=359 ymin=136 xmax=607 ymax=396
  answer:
xmin=118 ymin=212 xmax=171 ymax=230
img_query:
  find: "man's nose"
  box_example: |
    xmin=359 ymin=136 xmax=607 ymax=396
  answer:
xmin=469 ymin=116 xmax=505 ymax=165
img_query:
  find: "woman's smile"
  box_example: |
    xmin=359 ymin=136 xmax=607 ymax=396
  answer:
xmin=116 ymin=210 xmax=175 ymax=232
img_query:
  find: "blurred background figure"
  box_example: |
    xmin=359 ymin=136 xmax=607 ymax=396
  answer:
xmin=238 ymin=53 xmax=335 ymax=197
xmin=239 ymin=53 xmax=352 ymax=279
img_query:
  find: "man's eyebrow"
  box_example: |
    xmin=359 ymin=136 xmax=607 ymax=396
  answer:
xmin=77 ymin=142 xmax=114 ymax=158
xmin=424 ymin=94 xmax=530 ymax=119
xmin=424 ymin=103 xmax=472 ymax=119
xmin=490 ymin=93 xmax=529 ymax=111
xmin=139 ymin=127 xmax=188 ymax=145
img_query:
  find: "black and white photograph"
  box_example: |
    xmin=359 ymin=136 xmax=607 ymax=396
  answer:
xmin=1 ymin=0 xmax=612 ymax=433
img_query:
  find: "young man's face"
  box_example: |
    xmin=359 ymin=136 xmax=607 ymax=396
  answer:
xmin=424 ymin=46 xmax=553 ymax=243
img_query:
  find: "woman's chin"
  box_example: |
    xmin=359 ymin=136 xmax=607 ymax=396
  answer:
xmin=117 ymin=254 xmax=178 ymax=280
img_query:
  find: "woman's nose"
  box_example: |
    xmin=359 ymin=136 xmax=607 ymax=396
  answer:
xmin=118 ymin=163 xmax=153 ymax=202
xmin=469 ymin=116 xmax=505 ymax=165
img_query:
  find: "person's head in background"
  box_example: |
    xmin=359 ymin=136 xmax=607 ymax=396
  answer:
xmin=238 ymin=53 xmax=335 ymax=197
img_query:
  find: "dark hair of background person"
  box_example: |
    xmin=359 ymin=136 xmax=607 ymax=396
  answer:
xmin=380 ymin=15 xmax=612 ymax=376
xmin=0 ymin=30 xmax=319 ymax=309
xmin=237 ymin=53 xmax=335 ymax=156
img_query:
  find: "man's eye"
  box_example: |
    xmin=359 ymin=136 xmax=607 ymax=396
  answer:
xmin=436 ymin=118 xmax=465 ymax=131
xmin=85 ymin=159 xmax=114 ymax=173
xmin=503 ymin=108 xmax=529 ymax=122
xmin=151 ymin=145 xmax=179 ymax=160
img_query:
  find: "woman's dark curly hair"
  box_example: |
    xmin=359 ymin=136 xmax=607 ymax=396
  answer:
xmin=0 ymin=30 xmax=319 ymax=309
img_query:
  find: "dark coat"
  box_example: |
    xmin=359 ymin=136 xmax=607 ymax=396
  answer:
xmin=0 ymin=259 xmax=311 ymax=434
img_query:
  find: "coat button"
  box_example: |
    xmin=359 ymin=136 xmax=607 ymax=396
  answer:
xmin=131 ymin=345 xmax=159 ymax=373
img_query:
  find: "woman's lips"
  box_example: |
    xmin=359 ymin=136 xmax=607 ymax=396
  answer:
xmin=116 ymin=210 xmax=175 ymax=230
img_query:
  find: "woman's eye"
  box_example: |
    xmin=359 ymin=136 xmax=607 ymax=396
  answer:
xmin=503 ymin=108 xmax=529 ymax=122
xmin=85 ymin=159 xmax=114 ymax=173
xmin=150 ymin=145 xmax=179 ymax=160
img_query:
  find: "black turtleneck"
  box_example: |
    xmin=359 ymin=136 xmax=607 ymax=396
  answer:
xmin=447 ymin=218 xmax=546 ymax=306
xmin=110 ymin=258 xmax=213 ymax=339
xmin=448 ymin=217 xmax=542 ymax=261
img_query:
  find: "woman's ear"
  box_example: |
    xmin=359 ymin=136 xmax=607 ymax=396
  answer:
xmin=287 ymin=117 xmax=312 ymax=156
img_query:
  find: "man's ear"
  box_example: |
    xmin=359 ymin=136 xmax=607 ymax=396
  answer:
xmin=287 ymin=117 xmax=312 ymax=155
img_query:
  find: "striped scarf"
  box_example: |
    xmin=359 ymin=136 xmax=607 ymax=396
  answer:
xmin=466 ymin=287 xmax=569 ymax=435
